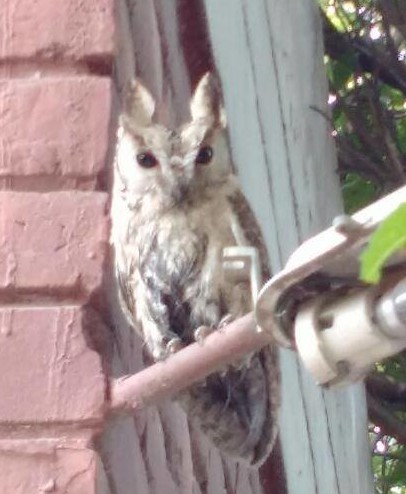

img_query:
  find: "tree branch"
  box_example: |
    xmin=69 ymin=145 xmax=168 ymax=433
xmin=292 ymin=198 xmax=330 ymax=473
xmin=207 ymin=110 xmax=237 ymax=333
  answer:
xmin=366 ymin=372 xmax=406 ymax=405
xmin=378 ymin=0 xmax=406 ymax=43
xmin=367 ymin=393 xmax=406 ymax=445
xmin=336 ymin=135 xmax=388 ymax=184
xmin=321 ymin=8 xmax=406 ymax=95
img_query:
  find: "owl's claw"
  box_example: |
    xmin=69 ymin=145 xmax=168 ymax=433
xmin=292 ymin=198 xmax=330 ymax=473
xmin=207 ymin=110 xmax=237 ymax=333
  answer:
xmin=194 ymin=315 xmax=234 ymax=344
xmin=194 ymin=325 xmax=215 ymax=344
xmin=233 ymin=353 xmax=253 ymax=370
xmin=219 ymin=367 xmax=230 ymax=378
xmin=166 ymin=337 xmax=183 ymax=355
xmin=218 ymin=314 xmax=234 ymax=328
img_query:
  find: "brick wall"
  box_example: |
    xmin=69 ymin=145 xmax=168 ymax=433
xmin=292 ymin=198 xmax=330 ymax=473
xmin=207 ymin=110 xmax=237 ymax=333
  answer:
xmin=0 ymin=1 xmax=275 ymax=492
xmin=0 ymin=1 xmax=114 ymax=492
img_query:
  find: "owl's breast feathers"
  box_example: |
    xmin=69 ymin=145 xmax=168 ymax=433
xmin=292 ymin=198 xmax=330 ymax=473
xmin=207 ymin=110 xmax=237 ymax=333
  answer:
xmin=138 ymin=218 xmax=209 ymax=341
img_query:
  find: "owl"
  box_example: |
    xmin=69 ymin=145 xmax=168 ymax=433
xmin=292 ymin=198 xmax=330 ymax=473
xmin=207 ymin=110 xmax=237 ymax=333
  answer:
xmin=111 ymin=73 xmax=280 ymax=466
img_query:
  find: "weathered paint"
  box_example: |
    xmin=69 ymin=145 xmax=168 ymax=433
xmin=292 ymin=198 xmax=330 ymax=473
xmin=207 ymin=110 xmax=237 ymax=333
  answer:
xmin=204 ymin=0 xmax=374 ymax=492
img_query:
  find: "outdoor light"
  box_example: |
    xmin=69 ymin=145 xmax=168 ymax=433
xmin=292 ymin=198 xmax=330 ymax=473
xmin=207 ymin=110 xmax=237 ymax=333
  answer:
xmin=256 ymin=185 xmax=406 ymax=387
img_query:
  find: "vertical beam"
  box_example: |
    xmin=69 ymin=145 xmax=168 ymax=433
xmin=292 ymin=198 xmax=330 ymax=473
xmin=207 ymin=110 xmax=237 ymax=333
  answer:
xmin=203 ymin=0 xmax=374 ymax=492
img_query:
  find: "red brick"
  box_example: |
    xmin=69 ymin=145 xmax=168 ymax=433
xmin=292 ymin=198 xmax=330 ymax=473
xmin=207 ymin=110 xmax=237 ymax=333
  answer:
xmin=0 ymin=438 xmax=101 ymax=493
xmin=0 ymin=78 xmax=112 ymax=184
xmin=0 ymin=191 xmax=109 ymax=295
xmin=0 ymin=0 xmax=115 ymax=62
xmin=0 ymin=306 xmax=107 ymax=423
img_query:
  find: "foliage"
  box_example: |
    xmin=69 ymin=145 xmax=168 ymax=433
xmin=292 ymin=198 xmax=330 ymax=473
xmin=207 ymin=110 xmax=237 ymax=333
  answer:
xmin=319 ymin=1 xmax=406 ymax=492
xmin=371 ymin=442 xmax=406 ymax=494
xmin=360 ymin=204 xmax=406 ymax=283
xmin=342 ymin=171 xmax=377 ymax=213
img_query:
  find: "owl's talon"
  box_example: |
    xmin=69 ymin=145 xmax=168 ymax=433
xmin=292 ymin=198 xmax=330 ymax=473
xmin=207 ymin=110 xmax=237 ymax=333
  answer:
xmin=232 ymin=352 xmax=253 ymax=370
xmin=219 ymin=367 xmax=230 ymax=378
xmin=166 ymin=337 xmax=183 ymax=355
xmin=194 ymin=325 xmax=214 ymax=344
xmin=218 ymin=314 xmax=234 ymax=329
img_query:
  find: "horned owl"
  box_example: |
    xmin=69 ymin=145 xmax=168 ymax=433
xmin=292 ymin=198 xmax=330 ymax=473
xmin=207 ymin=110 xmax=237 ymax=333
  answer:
xmin=111 ymin=73 xmax=280 ymax=466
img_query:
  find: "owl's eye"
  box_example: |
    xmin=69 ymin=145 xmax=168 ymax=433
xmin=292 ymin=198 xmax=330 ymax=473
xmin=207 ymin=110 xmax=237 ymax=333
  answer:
xmin=136 ymin=152 xmax=158 ymax=168
xmin=195 ymin=145 xmax=213 ymax=165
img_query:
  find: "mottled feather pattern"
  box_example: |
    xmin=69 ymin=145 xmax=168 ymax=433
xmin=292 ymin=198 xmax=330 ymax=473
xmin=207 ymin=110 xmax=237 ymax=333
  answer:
xmin=111 ymin=73 xmax=280 ymax=465
xmin=139 ymin=229 xmax=209 ymax=343
xmin=228 ymin=189 xmax=272 ymax=281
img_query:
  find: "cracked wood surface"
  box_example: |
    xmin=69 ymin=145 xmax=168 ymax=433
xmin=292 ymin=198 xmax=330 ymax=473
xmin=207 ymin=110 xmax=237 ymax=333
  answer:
xmin=204 ymin=0 xmax=374 ymax=493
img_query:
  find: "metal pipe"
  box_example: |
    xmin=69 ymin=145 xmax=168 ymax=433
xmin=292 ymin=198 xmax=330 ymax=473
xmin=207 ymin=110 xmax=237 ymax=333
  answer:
xmin=109 ymin=313 xmax=271 ymax=413
xmin=376 ymin=278 xmax=406 ymax=338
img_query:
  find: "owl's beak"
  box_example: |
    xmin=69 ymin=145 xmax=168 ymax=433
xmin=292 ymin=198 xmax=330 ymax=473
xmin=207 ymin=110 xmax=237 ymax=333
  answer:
xmin=170 ymin=156 xmax=184 ymax=172
xmin=166 ymin=158 xmax=193 ymax=203
xmin=171 ymin=181 xmax=189 ymax=202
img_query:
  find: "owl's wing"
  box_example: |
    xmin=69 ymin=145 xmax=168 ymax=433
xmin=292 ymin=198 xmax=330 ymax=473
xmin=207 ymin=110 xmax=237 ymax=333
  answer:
xmin=180 ymin=344 xmax=280 ymax=466
xmin=227 ymin=188 xmax=271 ymax=283
xmin=224 ymin=187 xmax=280 ymax=465
xmin=116 ymin=263 xmax=138 ymax=329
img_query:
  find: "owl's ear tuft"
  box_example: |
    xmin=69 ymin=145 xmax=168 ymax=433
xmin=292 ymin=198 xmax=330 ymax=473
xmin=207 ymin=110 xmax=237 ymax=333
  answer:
xmin=191 ymin=72 xmax=224 ymax=125
xmin=123 ymin=79 xmax=155 ymax=126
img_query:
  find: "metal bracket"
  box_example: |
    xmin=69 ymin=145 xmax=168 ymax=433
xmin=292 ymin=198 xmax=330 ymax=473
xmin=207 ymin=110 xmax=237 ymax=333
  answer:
xmin=255 ymin=185 xmax=406 ymax=386
xmin=222 ymin=246 xmax=262 ymax=307
xmin=294 ymin=280 xmax=406 ymax=386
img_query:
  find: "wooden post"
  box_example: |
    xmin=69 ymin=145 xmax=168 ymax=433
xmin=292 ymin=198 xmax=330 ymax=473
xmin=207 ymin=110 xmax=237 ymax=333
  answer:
xmin=203 ymin=0 xmax=374 ymax=492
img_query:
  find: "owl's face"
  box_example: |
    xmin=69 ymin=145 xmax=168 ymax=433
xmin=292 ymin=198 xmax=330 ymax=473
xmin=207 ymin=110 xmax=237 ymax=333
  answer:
xmin=115 ymin=74 xmax=232 ymax=209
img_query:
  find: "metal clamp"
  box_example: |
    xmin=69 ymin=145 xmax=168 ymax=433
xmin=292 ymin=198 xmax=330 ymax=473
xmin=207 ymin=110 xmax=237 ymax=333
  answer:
xmin=255 ymin=185 xmax=406 ymax=386
xmin=295 ymin=279 xmax=406 ymax=386
xmin=222 ymin=246 xmax=262 ymax=307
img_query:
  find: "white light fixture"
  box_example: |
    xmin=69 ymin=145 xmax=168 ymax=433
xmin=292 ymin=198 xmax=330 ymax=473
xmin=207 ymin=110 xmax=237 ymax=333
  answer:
xmin=255 ymin=186 xmax=406 ymax=387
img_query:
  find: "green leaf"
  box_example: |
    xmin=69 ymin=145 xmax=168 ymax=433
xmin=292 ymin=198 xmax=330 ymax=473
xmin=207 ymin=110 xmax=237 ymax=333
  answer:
xmin=380 ymin=85 xmax=405 ymax=111
xmin=396 ymin=119 xmax=406 ymax=154
xmin=377 ymin=353 xmax=406 ymax=381
xmin=329 ymin=54 xmax=357 ymax=89
xmin=342 ymin=172 xmax=377 ymax=214
xmin=388 ymin=456 xmax=406 ymax=487
xmin=360 ymin=204 xmax=406 ymax=284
